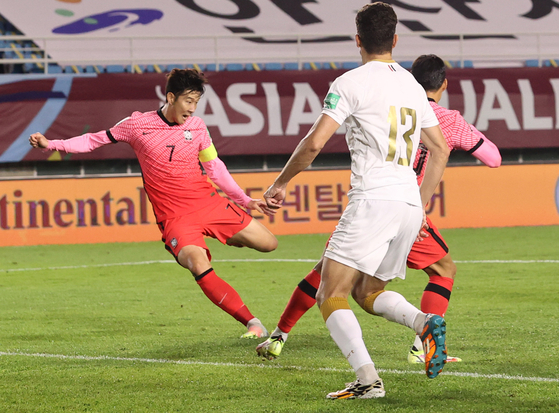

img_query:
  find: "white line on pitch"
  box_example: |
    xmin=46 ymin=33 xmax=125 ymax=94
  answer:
xmin=1 ymin=351 xmax=557 ymax=383
xmin=454 ymin=260 xmax=559 ymax=263
xmin=1 ymin=258 xmax=558 ymax=273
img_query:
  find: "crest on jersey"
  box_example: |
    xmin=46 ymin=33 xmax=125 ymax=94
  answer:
xmin=171 ymin=238 xmax=178 ymax=248
xmin=184 ymin=130 xmax=192 ymax=141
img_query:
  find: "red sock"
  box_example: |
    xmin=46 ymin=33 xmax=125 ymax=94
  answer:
xmin=277 ymin=269 xmax=321 ymax=333
xmin=195 ymin=268 xmax=254 ymax=326
xmin=420 ymin=275 xmax=454 ymax=317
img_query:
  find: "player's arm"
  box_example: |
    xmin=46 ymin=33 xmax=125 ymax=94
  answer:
xmin=264 ymin=114 xmax=340 ymax=208
xmin=450 ymin=112 xmax=501 ymax=167
xmin=467 ymin=125 xmax=501 ymax=167
xmin=419 ymin=125 xmax=450 ymax=207
xmin=200 ymin=144 xmax=275 ymax=216
xmin=29 ymin=131 xmax=113 ymax=153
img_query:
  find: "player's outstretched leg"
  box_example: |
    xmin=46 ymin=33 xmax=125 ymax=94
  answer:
xmin=326 ymin=379 xmax=385 ymax=399
xmin=193 ymin=268 xmax=267 ymax=338
xmin=420 ymin=314 xmax=448 ymax=378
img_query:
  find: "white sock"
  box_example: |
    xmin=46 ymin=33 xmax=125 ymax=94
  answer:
xmin=325 ymin=309 xmax=376 ymax=374
xmin=271 ymin=326 xmax=289 ymax=342
xmin=356 ymin=364 xmax=380 ymax=384
xmin=372 ymin=291 xmax=425 ymax=334
xmin=412 ymin=334 xmax=423 ymax=351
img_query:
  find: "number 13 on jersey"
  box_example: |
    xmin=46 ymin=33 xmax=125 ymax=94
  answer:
xmin=385 ymin=105 xmax=417 ymax=166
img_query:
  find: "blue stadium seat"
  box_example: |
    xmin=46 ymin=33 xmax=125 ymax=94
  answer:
xmin=205 ymin=63 xmax=224 ymax=71
xmin=47 ymin=64 xmax=63 ymax=74
xmin=106 ymin=65 xmax=126 ymax=73
xmin=341 ymin=61 xmax=359 ymax=69
xmin=188 ymin=63 xmax=205 ymax=72
xmin=446 ymin=60 xmax=475 ymax=68
xmin=225 ymin=63 xmax=245 ymax=71
xmin=245 ymin=63 xmax=262 ymax=71
xmin=264 ymin=62 xmax=283 ymax=70
xmin=322 ymin=62 xmax=339 ymax=69
xmin=4 ymin=49 xmax=16 ymax=59
xmin=82 ymin=65 xmax=103 ymax=74
xmin=142 ymin=64 xmax=157 ymax=73
xmin=399 ymin=61 xmax=413 ymax=69
xmin=166 ymin=64 xmax=185 ymax=71
xmin=283 ymin=62 xmax=300 ymax=70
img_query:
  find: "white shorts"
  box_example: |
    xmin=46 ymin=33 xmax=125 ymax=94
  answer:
xmin=324 ymin=199 xmax=422 ymax=281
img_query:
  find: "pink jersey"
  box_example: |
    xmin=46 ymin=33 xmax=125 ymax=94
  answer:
xmin=48 ymin=109 xmax=223 ymax=222
xmin=106 ymin=109 xmax=216 ymax=221
xmin=414 ymin=100 xmax=500 ymax=185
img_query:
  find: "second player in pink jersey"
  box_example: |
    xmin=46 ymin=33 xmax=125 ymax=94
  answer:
xmin=256 ymin=54 xmax=502 ymax=363
xmin=29 ymin=69 xmax=277 ymax=339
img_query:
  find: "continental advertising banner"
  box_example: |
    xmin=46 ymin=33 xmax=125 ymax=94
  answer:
xmin=2 ymin=66 xmax=559 ymax=163
xmin=1 ymin=165 xmax=558 ymax=247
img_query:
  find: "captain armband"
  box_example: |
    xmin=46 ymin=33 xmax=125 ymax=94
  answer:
xmin=199 ymin=143 xmax=218 ymax=163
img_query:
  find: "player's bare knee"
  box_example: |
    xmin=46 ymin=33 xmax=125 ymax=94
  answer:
xmin=262 ymin=235 xmax=278 ymax=252
xmin=250 ymin=232 xmax=277 ymax=252
xmin=439 ymin=259 xmax=457 ymax=279
xmin=177 ymin=247 xmax=210 ymax=275
xmin=351 ymin=286 xmax=374 ymax=308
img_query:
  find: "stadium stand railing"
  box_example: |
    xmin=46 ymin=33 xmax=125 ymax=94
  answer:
xmin=2 ymin=21 xmax=559 ymax=74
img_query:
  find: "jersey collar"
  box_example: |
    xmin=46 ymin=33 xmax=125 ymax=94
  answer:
xmin=157 ymin=107 xmax=178 ymax=126
xmin=427 ymin=97 xmax=436 ymax=102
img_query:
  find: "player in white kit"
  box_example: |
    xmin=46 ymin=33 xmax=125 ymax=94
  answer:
xmin=263 ymin=2 xmax=450 ymax=399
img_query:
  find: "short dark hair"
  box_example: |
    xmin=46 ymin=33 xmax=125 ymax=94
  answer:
xmin=165 ymin=68 xmax=207 ymax=100
xmin=355 ymin=2 xmax=398 ymax=55
xmin=411 ymin=55 xmax=446 ymax=92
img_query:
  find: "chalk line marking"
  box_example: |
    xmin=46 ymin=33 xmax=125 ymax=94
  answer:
xmin=1 ymin=351 xmax=557 ymax=383
xmin=2 ymin=259 xmax=558 ymax=273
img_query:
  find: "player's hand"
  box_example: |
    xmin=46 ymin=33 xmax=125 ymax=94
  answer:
xmin=263 ymin=183 xmax=287 ymax=210
xmin=415 ymin=210 xmax=430 ymax=242
xmin=29 ymin=133 xmax=49 ymax=149
xmin=246 ymin=199 xmax=276 ymax=217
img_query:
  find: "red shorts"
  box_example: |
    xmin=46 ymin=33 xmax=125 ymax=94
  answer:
xmin=406 ymin=216 xmax=449 ymax=270
xmin=158 ymin=196 xmax=251 ymax=261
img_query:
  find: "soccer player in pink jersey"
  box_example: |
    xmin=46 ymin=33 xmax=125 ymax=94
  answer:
xmin=256 ymin=54 xmax=501 ymax=363
xmin=29 ymin=69 xmax=277 ymax=339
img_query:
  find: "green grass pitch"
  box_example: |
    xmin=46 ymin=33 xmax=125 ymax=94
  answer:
xmin=0 ymin=226 xmax=558 ymax=412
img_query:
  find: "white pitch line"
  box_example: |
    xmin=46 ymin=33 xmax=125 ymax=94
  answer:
xmin=1 ymin=351 xmax=557 ymax=383
xmin=2 ymin=258 xmax=558 ymax=273
xmin=454 ymin=260 xmax=559 ymax=263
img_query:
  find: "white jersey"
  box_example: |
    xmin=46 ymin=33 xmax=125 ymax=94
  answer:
xmin=322 ymin=60 xmax=439 ymax=207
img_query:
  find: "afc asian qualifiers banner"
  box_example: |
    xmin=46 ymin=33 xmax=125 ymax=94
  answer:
xmin=1 ymin=165 xmax=558 ymax=247
xmin=1 ymin=66 xmax=559 ymax=164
